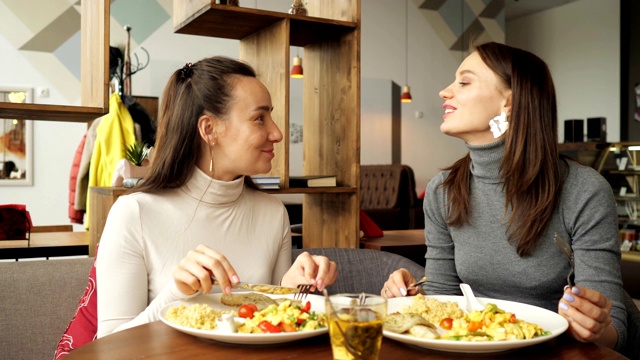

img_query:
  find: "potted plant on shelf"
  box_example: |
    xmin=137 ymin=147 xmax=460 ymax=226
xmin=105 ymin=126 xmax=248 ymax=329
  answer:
xmin=112 ymin=141 xmax=151 ymax=187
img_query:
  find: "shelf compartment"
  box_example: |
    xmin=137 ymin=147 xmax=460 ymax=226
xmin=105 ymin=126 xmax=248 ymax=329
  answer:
xmin=0 ymin=103 xmax=106 ymax=123
xmin=263 ymin=187 xmax=356 ymax=194
xmin=173 ymin=4 xmax=357 ymax=47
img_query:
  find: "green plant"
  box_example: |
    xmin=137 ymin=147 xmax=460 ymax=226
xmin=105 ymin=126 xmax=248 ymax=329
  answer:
xmin=125 ymin=141 xmax=150 ymax=166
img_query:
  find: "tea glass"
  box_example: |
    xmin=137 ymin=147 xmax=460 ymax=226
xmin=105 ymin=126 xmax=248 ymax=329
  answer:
xmin=326 ymin=293 xmax=387 ymax=360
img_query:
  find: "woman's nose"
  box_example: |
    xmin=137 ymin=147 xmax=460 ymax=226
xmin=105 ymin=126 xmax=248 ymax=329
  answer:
xmin=439 ymin=87 xmax=452 ymax=100
xmin=269 ymin=121 xmax=283 ymax=143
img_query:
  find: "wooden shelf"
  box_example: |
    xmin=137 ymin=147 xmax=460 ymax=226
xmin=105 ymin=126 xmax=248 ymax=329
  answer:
xmin=0 ymin=103 xmax=106 ymax=122
xmin=622 ymin=251 xmax=640 ymax=263
xmin=263 ymin=187 xmax=356 ymax=194
xmin=173 ymin=4 xmax=357 ymax=47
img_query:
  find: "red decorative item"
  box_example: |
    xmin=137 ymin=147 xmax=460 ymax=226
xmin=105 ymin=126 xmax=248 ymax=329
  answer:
xmin=0 ymin=204 xmax=32 ymax=240
xmin=360 ymin=210 xmax=383 ymax=238
xmin=54 ymin=247 xmax=99 ymax=359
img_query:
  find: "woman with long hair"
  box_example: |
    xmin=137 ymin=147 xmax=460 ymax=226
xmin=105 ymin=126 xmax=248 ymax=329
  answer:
xmin=381 ymin=42 xmax=626 ymax=350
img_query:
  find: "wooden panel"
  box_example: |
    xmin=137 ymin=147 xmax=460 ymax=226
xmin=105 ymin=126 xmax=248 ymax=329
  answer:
xmin=31 ymin=225 xmax=73 ymax=233
xmin=305 ymin=0 xmax=360 ymax=22
xmin=89 ymin=187 xmax=127 ymax=256
xmin=300 ymin=3 xmax=360 ymax=249
xmin=0 ymin=102 xmax=106 ymax=122
xmin=133 ymin=96 xmax=159 ymax=122
xmin=240 ymin=20 xmax=289 ymax=185
xmin=302 ymin=193 xmax=359 ymax=248
xmin=81 ymin=0 xmax=109 ymax=110
xmin=173 ymin=4 xmax=356 ymax=47
xmin=303 ymin=33 xmax=360 ymax=186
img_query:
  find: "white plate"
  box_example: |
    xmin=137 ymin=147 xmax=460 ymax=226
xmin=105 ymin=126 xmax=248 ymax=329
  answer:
xmin=384 ymin=295 xmax=569 ymax=353
xmin=159 ymin=293 xmax=327 ymax=345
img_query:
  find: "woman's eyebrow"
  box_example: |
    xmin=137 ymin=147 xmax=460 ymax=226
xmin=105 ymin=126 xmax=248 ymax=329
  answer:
xmin=252 ymin=105 xmax=273 ymax=112
xmin=458 ymin=69 xmax=476 ymax=77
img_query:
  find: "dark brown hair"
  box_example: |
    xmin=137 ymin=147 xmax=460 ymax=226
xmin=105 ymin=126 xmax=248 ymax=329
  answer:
xmin=442 ymin=42 xmax=565 ymax=256
xmin=135 ymin=56 xmax=260 ymax=194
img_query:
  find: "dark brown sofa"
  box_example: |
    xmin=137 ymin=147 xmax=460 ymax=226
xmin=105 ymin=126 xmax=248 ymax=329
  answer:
xmin=360 ymin=164 xmax=424 ymax=230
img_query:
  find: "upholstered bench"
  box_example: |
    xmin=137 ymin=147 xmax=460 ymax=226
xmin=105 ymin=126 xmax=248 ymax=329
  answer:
xmin=360 ymin=164 xmax=424 ymax=230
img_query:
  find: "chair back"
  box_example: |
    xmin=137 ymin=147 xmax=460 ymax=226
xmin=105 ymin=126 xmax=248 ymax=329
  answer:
xmin=0 ymin=257 xmax=93 ymax=360
xmin=622 ymin=290 xmax=640 ymax=359
xmin=292 ymin=248 xmax=424 ymax=295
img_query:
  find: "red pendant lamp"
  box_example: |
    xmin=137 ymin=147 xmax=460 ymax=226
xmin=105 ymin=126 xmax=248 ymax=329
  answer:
xmin=291 ymin=50 xmax=303 ymax=78
xmin=401 ymin=0 xmax=412 ymax=103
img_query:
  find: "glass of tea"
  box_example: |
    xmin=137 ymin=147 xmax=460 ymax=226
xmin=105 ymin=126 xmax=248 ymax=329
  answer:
xmin=325 ymin=293 xmax=387 ymax=360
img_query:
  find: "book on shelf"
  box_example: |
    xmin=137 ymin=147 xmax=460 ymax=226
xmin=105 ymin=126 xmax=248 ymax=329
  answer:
xmin=289 ymin=175 xmax=337 ymax=188
xmin=251 ymin=176 xmax=280 ymax=185
xmin=251 ymin=176 xmax=281 ymax=190
xmin=256 ymin=184 xmax=280 ymax=190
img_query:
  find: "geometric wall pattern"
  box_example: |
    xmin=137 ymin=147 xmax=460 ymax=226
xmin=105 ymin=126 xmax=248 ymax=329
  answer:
xmin=414 ymin=0 xmax=505 ymax=61
xmin=0 ymin=0 xmax=169 ymax=102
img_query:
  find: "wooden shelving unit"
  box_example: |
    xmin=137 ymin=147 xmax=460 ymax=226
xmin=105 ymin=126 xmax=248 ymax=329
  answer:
xmin=0 ymin=1 xmax=109 ymax=122
xmin=173 ymin=1 xmax=361 ymax=248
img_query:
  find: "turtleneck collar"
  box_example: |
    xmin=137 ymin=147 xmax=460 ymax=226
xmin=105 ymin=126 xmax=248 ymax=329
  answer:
xmin=467 ymin=139 xmax=505 ymax=184
xmin=181 ymin=167 xmax=245 ymax=205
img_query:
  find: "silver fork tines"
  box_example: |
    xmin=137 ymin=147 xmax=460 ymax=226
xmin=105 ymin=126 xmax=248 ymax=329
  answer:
xmin=554 ymin=233 xmax=575 ymax=287
xmin=294 ymin=283 xmax=312 ymax=301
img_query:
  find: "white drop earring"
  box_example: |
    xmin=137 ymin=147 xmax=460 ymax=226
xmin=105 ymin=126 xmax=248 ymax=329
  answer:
xmin=489 ymin=111 xmax=509 ymax=138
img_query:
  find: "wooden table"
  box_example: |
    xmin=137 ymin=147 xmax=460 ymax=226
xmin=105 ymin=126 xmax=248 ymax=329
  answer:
xmin=360 ymin=229 xmax=427 ymax=266
xmin=0 ymin=231 xmax=89 ymax=260
xmin=65 ymin=320 xmax=626 ymax=359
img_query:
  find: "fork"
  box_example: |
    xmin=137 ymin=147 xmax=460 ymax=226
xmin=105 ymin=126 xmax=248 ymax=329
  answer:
xmin=294 ymin=283 xmax=313 ymax=301
xmin=407 ymin=276 xmax=429 ymax=291
xmin=554 ymin=232 xmax=575 ymax=287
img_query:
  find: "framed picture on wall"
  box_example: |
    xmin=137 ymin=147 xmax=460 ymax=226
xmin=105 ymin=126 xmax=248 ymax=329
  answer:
xmin=0 ymin=87 xmax=33 ymax=186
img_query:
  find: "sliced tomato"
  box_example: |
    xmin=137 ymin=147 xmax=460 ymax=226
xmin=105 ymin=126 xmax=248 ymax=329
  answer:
xmin=280 ymin=323 xmax=297 ymax=332
xmin=238 ymin=303 xmax=258 ymax=319
xmin=301 ymin=301 xmax=311 ymax=313
xmin=509 ymin=314 xmax=517 ymax=323
xmin=296 ymin=317 xmax=306 ymax=325
xmin=467 ymin=321 xmax=482 ymax=332
xmin=258 ymin=321 xmax=282 ymax=333
xmin=439 ymin=317 xmax=453 ymax=330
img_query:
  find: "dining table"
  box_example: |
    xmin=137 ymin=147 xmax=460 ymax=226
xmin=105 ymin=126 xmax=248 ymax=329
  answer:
xmin=64 ymin=320 xmax=627 ymax=359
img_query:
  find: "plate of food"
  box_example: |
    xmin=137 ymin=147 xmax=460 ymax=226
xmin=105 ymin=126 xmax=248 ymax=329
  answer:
xmin=383 ymin=294 xmax=569 ymax=353
xmin=159 ymin=292 xmax=327 ymax=344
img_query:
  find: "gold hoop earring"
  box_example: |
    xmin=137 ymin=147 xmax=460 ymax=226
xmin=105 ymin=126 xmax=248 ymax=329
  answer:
xmin=209 ymin=142 xmax=215 ymax=173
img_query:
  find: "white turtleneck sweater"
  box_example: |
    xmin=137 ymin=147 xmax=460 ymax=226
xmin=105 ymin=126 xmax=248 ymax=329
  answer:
xmin=95 ymin=168 xmax=291 ymax=338
xmin=422 ymin=140 xmax=626 ymax=350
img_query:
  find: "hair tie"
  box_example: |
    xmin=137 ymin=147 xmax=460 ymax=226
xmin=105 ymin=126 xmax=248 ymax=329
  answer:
xmin=180 ymin=62 xmax=194 ymax=79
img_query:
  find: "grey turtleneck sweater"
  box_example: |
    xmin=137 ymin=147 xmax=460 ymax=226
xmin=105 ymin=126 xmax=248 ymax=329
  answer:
xmin=422 ymin=140 xmax=626 ymax=350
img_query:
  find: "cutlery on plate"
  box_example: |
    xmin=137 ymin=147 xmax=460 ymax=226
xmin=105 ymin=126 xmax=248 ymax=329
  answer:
xmin=460 ymin=283 xmax=484 ymax=312
xmin=553 ymin=232 xmax=575 ymax=287
xmin=407 ymin=276 xmax=429 ymax=291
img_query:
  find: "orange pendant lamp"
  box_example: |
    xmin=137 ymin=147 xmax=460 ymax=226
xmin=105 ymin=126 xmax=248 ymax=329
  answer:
xmin=401 ymin=85 xmax=412 ymax=103
xmin=291 ymin=53 xmax=303 ymax=79
xmin=401 ymin=0 xmax=412 ymax=103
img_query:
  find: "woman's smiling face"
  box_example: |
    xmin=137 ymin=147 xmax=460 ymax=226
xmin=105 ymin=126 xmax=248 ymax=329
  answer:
xmin=438 ymin=51 xmax=512 ymax=145
xmin=211 ymin=76 xmax=283 ymax=181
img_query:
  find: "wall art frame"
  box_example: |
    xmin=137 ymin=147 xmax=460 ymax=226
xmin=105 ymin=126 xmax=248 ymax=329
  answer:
xmin=0 ymin=86 xmax=33 ymax=186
